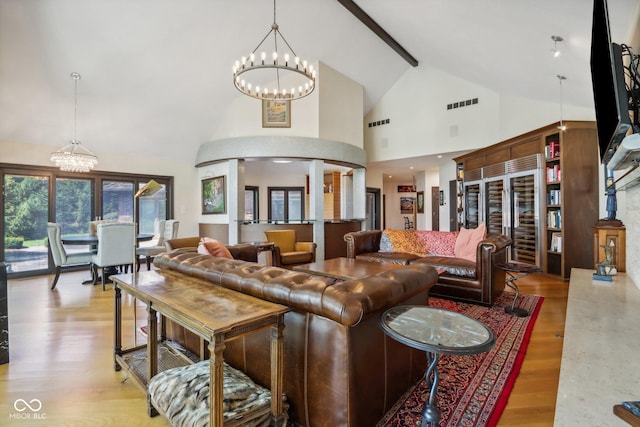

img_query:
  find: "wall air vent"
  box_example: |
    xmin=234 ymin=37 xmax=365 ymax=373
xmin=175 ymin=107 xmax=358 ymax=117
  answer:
xmin=447 ymin=98 xmax=479 ymax=110
xmin=368 ymin=118 xmax=390 ymax=127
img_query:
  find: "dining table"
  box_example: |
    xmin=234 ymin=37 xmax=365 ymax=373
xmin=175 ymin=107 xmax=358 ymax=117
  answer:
xmin=62 ymin=233 xmax=154 ymax=284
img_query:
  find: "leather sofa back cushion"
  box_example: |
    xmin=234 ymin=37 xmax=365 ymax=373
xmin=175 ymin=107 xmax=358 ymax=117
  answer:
xmin=380 ymin=229 xmax=459 ymax=257
xmin=197 ymin=237 xmax=233 ymax=259
xmin=454 ymin=224 xmax=487 ymax=262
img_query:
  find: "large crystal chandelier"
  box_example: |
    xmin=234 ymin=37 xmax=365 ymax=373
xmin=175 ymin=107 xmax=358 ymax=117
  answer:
xmin=51 ymin=72 xmax=98 ymax=172
xmin=232 ymin=0 xmax=316 ymax=100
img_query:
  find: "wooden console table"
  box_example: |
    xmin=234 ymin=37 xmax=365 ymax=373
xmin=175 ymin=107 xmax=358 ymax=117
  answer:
xmin=111 ymin=270 xmax=289 ymax=427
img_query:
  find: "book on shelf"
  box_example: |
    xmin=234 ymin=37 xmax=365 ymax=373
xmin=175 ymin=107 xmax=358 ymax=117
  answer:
xmin=545 ymin=141 xmax=560 ymax=159
xmin=547 ymin=189 xmax=561 ymax=205
xmin=546 ymin=164 xmax=561 ymax=183
xmin=547 ymin=210 xmax=562 ymax=229
xmin=550 ymin=232 xmax=562 ymax=252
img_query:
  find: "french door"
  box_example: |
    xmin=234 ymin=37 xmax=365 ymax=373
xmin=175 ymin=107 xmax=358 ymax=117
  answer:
xmin=1 ymin=164 xmax=173 ymax=279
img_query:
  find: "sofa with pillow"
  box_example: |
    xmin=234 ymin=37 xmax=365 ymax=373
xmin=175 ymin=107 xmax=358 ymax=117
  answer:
xmin=344 ymin=226 xmax=512 ymax=305
xmin=152 ymin=248 xmax=439 ymax=427
xmin=164 ymin=236 xmax=258 ymax=262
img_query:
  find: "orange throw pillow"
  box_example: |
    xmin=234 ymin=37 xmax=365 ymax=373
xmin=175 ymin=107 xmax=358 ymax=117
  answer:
xmin=197 ymin=237 xmax=233 ymax=259
xmin=454 ymin=224 xmax=486 ymax=262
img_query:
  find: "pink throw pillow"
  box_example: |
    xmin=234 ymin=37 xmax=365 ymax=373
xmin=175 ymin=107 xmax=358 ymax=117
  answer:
xmin=197 ymin=237 xmax=233 ymax=259
xmin=454 ymin=224 xmax=486 ymax=262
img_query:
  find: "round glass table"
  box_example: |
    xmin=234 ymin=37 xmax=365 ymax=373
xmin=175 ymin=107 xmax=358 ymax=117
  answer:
xmin=380 ymin=305 xmax=495 ymax=427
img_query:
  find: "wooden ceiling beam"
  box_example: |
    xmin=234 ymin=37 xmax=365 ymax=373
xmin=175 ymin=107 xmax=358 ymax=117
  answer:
xmin=337 ymin=0 xmax=419 ymax=67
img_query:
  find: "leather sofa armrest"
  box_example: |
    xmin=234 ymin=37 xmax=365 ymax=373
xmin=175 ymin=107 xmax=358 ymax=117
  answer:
xmin=475 ymin=233 xmax=512 ymax=268
xmin=164 ymin=236 xmax=201 ymax=251
xmin=227 ymin=243 xmax=258 ymax=263
xmin=344 ymin=230 xmax=383 ymax=258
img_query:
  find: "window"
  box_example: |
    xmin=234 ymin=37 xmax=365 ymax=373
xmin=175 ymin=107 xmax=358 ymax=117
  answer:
xmin=0 ymin=163 xmax=173 ymax=278
xmin=268 ymin=187 xmax=304 ymax=223
xmin=244 ymin=186 xmax=259 ymax=221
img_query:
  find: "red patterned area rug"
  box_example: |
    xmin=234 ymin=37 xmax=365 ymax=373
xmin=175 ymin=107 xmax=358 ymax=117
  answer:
xmin=377 ymin=292 xmax=543 ymax=427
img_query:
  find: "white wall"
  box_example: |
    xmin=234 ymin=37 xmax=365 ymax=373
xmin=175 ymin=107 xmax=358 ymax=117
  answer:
xmin=244 ymin=169 xmax=307 ymax=220
xmin=383 ymin=180 xmax=416 ymax=230
xmin=0 ymin=139 xmax=200 ymax=238
xmin=318 ymin=62 xmax=364 ymax=147
xmin=363 ymin=63 xmax=599 ymax=234
xmin=210 ymin=61 xmax=364 ymax=148
xmin=364 ymin=66 xmax=502 ymax=162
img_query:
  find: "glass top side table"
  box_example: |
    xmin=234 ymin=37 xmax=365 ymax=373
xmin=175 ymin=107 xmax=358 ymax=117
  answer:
xmin=380 ymin=305 xmax=495 ymax=427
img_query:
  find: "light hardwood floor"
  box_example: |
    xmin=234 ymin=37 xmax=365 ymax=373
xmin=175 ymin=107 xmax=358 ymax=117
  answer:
xmin=0 ymin=269 xmax=566 ymax=426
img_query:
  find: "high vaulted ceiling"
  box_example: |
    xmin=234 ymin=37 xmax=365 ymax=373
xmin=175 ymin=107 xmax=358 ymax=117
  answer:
xmin=1 ymin=0 xmax=638 ymax=171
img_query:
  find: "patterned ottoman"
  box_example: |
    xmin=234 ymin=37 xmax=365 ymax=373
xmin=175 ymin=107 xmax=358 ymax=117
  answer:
xmin=148 ymin=360 xmax=287 ymax=427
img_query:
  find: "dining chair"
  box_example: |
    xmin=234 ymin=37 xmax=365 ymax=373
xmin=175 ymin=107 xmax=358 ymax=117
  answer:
xmin=403 ymin=216 xmax=414 ymax=230
xmin=46 ymin=222 xmax=95 ymax=290
xmin=263 ymin=229 xmax=316 ymax=268
xmin=89 ymin=219 xmax=117 ymax=236
xmin=91 ymin=223 xmax=135 ymax=291
xmin=136 ymin=219 xmax=179 ymax=271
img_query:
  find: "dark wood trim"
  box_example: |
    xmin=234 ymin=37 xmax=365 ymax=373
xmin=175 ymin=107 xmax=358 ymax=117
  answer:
xmin=337 ymin=0 xmax=419 ymax=67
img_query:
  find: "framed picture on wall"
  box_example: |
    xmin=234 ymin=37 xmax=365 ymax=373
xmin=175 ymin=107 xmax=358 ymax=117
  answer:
xmin=397 ymin=185 xmax=415 ymax=193
xmin=400 ymin=197 xmax=414 ymax=214
xmin=416 ymin=191 xmax=424 ymax=213
xmin=202 ymin=175 xmax=226 ymax=214
xmin=262 ymin=99 xmax=291 ymax=128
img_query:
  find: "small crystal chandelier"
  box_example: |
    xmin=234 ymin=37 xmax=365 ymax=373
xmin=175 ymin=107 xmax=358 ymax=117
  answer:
xmin=232 ymin=0 xmax=316 ymax=100
xmin=51 ymin=72 xmax=98 ymax=172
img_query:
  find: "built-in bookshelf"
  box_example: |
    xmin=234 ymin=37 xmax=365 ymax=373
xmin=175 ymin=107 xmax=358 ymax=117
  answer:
xmin=455 ymin=163 xmax=464 ymax=230
xmin=540 ymin=123 xmax=599 ymax=278
xmin=545 ymin=133 xmax=562 ymax=275
xmin=453 ymin=121 xmax=599 ymax=279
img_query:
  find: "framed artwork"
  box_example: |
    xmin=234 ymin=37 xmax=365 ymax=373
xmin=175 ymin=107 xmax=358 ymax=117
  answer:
xmin=397 ymin=185 xmax=416 ymax=193
xmin=416 ymin=191 xmax=424 ymax=213
xmin=262 ymin=100 xmax=291 ymax=128
xmin=400 ymin=197 xmax=414 ymax=214
xmin=202 ymin=175 xmax=226 ymax=214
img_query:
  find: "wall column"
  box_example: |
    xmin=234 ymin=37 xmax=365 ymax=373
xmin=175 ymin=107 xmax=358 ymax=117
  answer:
xmin=353 ymin=167 xmax=366 ymax=230
xmin=227 ymin=159 xmax=245 ymax=245
xmin=309 ymin=160 xmax=325 ymax=261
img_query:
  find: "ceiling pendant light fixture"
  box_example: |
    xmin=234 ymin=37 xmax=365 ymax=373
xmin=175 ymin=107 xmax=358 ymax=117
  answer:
xmin=51 ymin=72 xmax=98 ymax=172
xmin=557 ymin=74 xmax=567 ymax=131
xmin=232 ymin=0 xmax=316 ymax=100
xmin=551 ymin=35 xmax=563 ymax=58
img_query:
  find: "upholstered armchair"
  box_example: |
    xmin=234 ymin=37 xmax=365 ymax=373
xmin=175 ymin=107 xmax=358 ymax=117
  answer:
xmin=136 ymin=219 xmax=179 ymax=271
xmin=263 ymin=229 xmax=316 ymax=268
xmin=46 ymin=222 xmax=94 ymax=290
xmin=91 ymin=223 xmax=135 ymax=290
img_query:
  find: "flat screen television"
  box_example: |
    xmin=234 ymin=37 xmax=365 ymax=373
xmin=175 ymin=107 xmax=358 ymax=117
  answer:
xmin=590 ymin=0 xmax=631 ymax=164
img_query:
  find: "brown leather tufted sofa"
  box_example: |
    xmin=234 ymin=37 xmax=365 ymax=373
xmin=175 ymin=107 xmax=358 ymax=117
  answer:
xmin=153 ymin=249 xmax=439 ymax=427
xmin=344 ymin=230 xmax=512 ymax=306
xmin=164 ymin=236 xmax=259 ymax=262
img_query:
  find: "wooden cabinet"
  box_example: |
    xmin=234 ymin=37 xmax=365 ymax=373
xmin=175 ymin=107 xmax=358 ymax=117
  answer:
xmin=323 ymin=172 xmax=341 ymax=219
xmin=454 ymin=121 xmax=599 ymax=278
xmin=593 ymin=221 xmax=626 ymax=272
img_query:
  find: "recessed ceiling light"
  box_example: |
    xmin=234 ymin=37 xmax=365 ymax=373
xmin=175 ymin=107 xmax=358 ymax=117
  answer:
xmin=409 ymin=166 xmax=414 ymax=170
xmin=437 ymin=155 xmax=443 ymax=159
xmin=273 ymin=160 xmax=291 ymax=163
